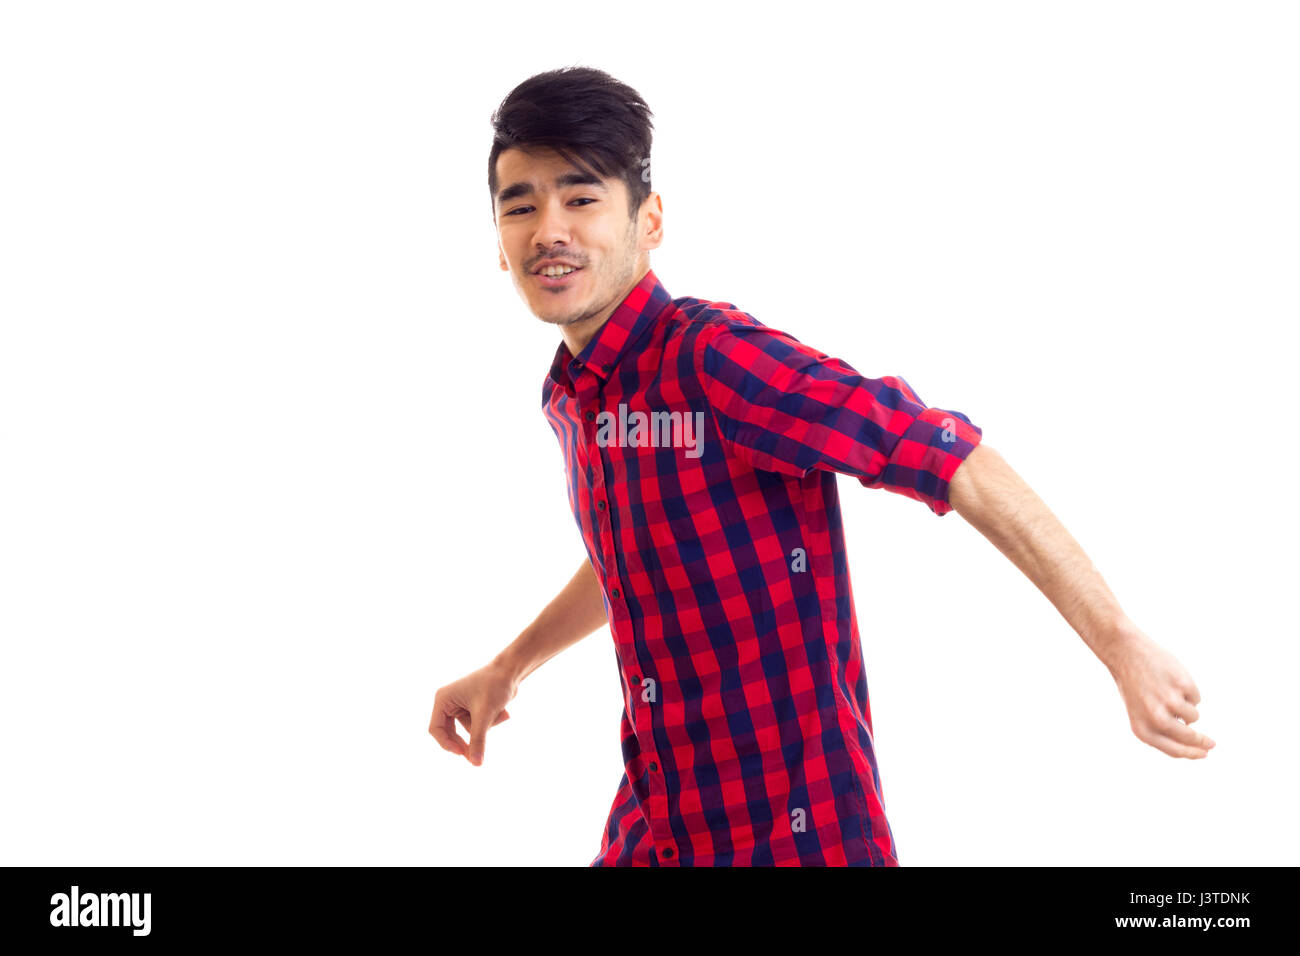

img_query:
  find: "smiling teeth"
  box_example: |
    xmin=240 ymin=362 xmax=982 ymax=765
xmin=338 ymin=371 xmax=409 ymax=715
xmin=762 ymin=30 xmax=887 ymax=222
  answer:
xmin=540 ymin=265 xmax=576 ymax=276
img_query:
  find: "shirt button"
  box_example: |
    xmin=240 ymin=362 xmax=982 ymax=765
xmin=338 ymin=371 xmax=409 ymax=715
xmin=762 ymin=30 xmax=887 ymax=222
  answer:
xmin=597 ymin=500 xmax=606 ymax=511
xmin=611 ymin=587 xmax=620 ymax=599
xmin=585 ymin=411 xmax=595 ymax=421
xmin=662 ymin=847 xmax=674 ymax=859
xmin=649 ymin=761 xmax=658 ymax=772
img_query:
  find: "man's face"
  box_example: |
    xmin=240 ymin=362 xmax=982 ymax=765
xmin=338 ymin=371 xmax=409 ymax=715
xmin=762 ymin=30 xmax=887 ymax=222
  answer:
xmin=494 ymin=146 xmax=659 ymax=330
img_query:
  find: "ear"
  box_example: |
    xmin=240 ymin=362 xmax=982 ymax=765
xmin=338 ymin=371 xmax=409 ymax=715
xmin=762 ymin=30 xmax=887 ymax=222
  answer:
xmin=639 ymin=192 xmax=665 ymax=251
xmin=498 ymin=241 xmax=509 ymax=271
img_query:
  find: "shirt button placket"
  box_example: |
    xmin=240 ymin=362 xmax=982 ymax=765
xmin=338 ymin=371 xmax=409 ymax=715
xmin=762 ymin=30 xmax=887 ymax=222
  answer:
xmin=583 ymin=396 xmax=629 ymax=654
xmin=627 ymin=670 xmax=673 ymax=864
xmin=647 ymin=757 xmax=676 ymax=864
xmin=581 ymin=386 xmax=675 ymax=864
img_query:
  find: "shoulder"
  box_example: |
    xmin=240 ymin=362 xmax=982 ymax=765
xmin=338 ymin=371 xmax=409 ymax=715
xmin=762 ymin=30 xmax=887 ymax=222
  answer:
xmin=663 ymin=294 xmax=804 ymax=362
xmin=668 ymin=298 xmax=822 ymax=390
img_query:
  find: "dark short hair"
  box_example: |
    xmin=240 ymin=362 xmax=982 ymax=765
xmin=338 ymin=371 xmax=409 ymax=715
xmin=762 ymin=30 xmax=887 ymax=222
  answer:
xmin=488 ymin=66 xmax=654 ymax=222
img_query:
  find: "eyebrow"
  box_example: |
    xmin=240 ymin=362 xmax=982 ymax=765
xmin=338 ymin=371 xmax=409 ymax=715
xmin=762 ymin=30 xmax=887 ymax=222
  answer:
xmin=496 ymin=169 xmax=608 ymax=208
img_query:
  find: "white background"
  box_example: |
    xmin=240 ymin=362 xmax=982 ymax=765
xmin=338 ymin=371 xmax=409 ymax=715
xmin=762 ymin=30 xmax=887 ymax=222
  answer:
xmin=2 ymin=1 xmax=1296 ymax=867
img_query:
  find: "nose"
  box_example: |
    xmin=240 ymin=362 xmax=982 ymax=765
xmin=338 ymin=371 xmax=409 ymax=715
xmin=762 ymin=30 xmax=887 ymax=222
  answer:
xmin=531 ymin=196 xmax=573 ymax=249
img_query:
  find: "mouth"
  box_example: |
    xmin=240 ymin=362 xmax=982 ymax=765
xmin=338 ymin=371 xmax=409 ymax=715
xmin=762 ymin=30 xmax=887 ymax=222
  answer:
xmin=532 ymin=265 xmax=584 ymax=288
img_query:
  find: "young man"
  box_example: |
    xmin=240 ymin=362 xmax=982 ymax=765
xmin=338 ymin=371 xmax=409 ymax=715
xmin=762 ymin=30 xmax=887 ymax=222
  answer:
xmin=430 ymin=66 xmax=1214 ymax=866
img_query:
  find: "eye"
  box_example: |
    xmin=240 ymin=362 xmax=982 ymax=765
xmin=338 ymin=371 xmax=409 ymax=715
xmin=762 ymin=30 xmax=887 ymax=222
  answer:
xmin=504 ymin=198 xmax=596 ymax=217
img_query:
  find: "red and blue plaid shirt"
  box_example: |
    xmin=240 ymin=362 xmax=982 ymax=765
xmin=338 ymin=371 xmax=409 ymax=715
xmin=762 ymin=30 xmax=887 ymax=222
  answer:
xmin=542 ymin=268 xmax=984 ymax=865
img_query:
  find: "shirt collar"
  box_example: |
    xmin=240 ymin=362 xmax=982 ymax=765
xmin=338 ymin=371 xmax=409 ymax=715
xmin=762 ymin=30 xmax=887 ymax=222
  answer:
xmin=545 ymin=267 xmax=673 ymax=393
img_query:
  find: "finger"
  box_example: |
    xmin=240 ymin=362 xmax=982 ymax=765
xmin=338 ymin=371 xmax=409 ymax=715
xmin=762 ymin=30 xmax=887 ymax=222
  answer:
xmin=491 ymin=709 xmax=511 ymax=726
xmin=1183 ymin=682 xmax=1201 ymax=707
xmin=1160 ymin=714 xmax=1216 ymax=751
xmin=468 ymin=707 xmax=501 ymax=767
xmin=1168 ymin=697 xmax=1200 ymax=724
xmin=1148 ymin=731 xmax=1212 ymax=759
xmin=429 ymin=706 xmax=469 ymax=757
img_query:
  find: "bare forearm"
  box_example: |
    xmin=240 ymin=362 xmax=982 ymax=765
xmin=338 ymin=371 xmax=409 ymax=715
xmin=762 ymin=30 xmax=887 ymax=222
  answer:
xmin=492 ymin=559 xmax=609 ymax=685
xmin=947 ymin=443 xmax=1136 ymax=665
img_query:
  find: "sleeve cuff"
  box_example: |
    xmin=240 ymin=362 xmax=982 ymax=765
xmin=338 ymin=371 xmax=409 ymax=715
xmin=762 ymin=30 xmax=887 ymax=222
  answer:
xmin=858 ymin=406 xmax=984 ymax=516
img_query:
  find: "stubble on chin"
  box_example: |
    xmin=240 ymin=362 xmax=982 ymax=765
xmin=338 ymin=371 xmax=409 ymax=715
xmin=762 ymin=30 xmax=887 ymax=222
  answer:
xmin=536 ymin=310 xmax=587 ymax=328
xmin=530 ymin=268 xmax=601 ymax=329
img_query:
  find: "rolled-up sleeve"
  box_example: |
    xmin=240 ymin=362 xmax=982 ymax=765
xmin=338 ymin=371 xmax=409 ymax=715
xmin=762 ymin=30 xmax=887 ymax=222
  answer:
xmin=696 ymin=318 xmax=983 ymax=516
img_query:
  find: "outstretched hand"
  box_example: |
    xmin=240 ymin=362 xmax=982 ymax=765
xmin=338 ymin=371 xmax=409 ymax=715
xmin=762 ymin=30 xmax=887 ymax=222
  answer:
xmin=1106 ymin=627 xmax=1215 ymax=758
